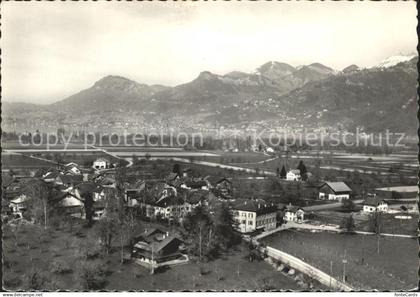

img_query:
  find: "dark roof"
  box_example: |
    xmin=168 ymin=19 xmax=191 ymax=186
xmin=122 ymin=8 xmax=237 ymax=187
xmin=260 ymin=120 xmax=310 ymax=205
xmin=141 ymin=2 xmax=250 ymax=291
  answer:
xmin=43 ymin=171 xmax=59 ymax=180
xmin=185 ymin=180 xmax=207 ymax=188
xmin=186 ymin=190 xmax=207 ymax=204
xmin=134 ymin=232 xmax=183 ymax=253
xmin=321 ymin=182 xmax=352 ymax=193
xmin=231 ymin=199 xmax=277 ymax=215
xmin=284 ymin=204 xmax=304 ymax=212
xmin=204 ymin=176 xmax=231 ymax=186
xmin=166 ymin=173 xmax=179 ymax=182
xmin=363 ymin=197 xmax=387 ymax=207
xmin=60 ymin=174 xmax=83 ymax=185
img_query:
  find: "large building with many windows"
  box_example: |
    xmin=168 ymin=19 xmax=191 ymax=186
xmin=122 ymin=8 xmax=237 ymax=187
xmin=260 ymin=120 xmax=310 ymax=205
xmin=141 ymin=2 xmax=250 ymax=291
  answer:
xmin=231 ymin=199 xmax=277 ymax=233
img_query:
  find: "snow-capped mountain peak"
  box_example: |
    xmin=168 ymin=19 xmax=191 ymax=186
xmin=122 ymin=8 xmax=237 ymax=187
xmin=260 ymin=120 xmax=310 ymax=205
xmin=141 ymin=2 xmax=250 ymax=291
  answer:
xmin=376 ymin=55 xmax=416 ymax=68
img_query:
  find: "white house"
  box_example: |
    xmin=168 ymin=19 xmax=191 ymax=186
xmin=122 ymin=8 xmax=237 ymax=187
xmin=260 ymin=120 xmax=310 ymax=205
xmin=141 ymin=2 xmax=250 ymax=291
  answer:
xmin=286 ymin=170 xmax=301 ymax=181
xmin=283 ymin=204 xmax=305 ymax=223
xmin=64 ymin=162 xmax=81 ymax=175
xmin=231 ymin=199 xmax=277 ymax=233
xmin=362 ymin=197 xmax=388 ymax=213
xmin=319 ymin=182 xmax=352 ymax=201
xmin=93 ymin=158 xmax=110 ymax=170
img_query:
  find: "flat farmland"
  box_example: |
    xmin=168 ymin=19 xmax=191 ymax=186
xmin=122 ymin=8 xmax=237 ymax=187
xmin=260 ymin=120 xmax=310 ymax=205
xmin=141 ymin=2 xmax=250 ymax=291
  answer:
xmin=262 ymin=230 xmax=418 ymax=290
xmin=2 ymin=153 xmax=55 ymax=169
xmin=2 ymin=142 xmax=91 ymax=150
xmin=234 ymin=151 xmax=418 ymax=179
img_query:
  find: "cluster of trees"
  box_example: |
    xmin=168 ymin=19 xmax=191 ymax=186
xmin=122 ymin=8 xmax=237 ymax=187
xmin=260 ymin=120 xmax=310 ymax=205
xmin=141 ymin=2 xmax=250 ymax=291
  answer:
xmin=275 ymin=160 xmax=308 ymax=181
xmin=182 ymin=204 xmax=241 ymax=262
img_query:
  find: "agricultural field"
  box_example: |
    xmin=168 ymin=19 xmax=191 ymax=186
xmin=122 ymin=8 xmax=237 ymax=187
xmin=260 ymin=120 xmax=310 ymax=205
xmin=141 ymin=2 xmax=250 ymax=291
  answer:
xmin=2 ymin=153 xmax=55 ymax=170
xmin=2 ymin=141 xmax=90 ymax=150
xmin=307 ymin=210 xmax=418 ymax=236
xmin=262 ymin=229 xmax=418 ymax=291
xmin=2 ymin=220 xmax=301 ymax=291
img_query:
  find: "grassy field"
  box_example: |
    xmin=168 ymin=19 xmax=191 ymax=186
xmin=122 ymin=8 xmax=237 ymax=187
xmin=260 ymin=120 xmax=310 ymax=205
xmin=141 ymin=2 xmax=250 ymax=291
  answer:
xmin=262 ymin=229 xmax=418 ymax=290
xmin=2 ymin=220 xmax=300 ymax=291
xmin=307 ymin=210 xmax=418 ymax=236
xmin=2 ymin=153 xmax=55 ymax=169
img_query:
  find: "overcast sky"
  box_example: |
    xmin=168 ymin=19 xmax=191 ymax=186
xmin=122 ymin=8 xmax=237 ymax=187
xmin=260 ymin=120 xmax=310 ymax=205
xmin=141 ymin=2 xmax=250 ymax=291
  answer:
xmin=2 ymin=1 xmax=417 ymax=104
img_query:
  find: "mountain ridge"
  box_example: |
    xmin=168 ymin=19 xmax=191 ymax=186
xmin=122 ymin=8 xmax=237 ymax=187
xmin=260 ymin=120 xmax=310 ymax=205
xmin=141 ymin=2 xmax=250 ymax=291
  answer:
xmin=2 ymin=56 xmax=417 ymax=133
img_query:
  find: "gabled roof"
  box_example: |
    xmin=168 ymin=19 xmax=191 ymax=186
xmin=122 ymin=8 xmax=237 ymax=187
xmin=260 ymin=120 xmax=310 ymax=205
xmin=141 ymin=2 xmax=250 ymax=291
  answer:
xmin=288 ymin=170 xmax=301 ymax=175
xmin=231 ymin=199 xmax=277 ymax=215
xmin=204 ymin=176 xmax=231 ymax=187
xmin=60 ymin=174 xmax=83 ymax=185
xmin=363 ymin=197 xmax=387 ymax=207
xmin=43 ymin=171 xmax=60 ymax=180
xmin=284 ymin=204 xmax=304 ymax=212
xmin=94 ymin=157 xmax=110 ymax=163
xmin=166 ymin=173 xmax=179 ymax=182
xmin=322 ymin=182 xmax=352 ymax=193
xmin=186 ymin=190 xmax=207 ymax=205
xmin=184 ymin=180 xmax=207 ymax=189
xmin=134 ymin=232 xmax=183 ymax=253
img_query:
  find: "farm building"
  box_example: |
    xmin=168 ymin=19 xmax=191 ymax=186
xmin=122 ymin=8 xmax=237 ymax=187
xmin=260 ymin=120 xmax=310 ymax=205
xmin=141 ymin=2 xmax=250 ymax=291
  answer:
xmin=375 ymin=186 xmax=418 ymax=199
xmin=318 ymin=182 xmax=352 ymax=201
xmin=231 ymin=199 xmax=277 ymax=233
xmin=362 ymin=197 xmax=388 ymax=213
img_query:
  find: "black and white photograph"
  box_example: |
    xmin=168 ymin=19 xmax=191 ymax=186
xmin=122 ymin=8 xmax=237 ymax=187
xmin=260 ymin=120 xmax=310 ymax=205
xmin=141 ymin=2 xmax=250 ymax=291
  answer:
xmin=1 ymin=1 xmax=418 ymax=292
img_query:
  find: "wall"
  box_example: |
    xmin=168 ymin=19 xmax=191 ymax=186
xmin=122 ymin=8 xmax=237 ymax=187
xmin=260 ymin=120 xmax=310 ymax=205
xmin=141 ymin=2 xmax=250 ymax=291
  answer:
xmin=261 ymin=245 xmax=353 ymax=291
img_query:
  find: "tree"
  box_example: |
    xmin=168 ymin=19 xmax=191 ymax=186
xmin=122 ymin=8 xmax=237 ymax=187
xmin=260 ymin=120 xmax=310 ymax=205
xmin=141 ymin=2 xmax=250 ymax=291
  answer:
xmin=214 ymin=203 xmax=241 ymax=250
xmin=23 ymin=179 xmax=51 ymax=229
xmin=280 ymin=165 xmax=287 ymax=179
xmin=368 ymin=211 xmax=383 ymax=234
xmin=341 ymin=214 xmax=356 ymax=233
xmin=173 ymin=163 xmax=182 ymax=176
xmin=276 ymin=167 xmax=280 ymax=177
xmin=297 ymin=160 xmax=307 ymax=180
xmin=342 ymin=199 xmax=356 ymax=212
xmin=94 ymin=214 xmax=118 ymax=254
xmin=183 ymin=206 xmax=216 ymax=261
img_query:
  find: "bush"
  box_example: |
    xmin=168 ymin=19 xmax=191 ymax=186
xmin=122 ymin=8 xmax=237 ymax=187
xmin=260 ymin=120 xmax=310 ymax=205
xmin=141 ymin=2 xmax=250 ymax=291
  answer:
xmin=50 ymin=259 xmax=72 ymax=274
xmin=23 ymin=269 xmax=56 ymax=290
xmin=77 ymin=262 xmax=107 ymax=290
xmin=3 ymin=276 xmax=22 ymax=288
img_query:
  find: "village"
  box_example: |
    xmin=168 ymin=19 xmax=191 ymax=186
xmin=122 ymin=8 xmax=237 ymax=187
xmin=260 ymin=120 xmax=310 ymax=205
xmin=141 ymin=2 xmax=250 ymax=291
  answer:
xmin=2 ymin=147 xmax=418 ymax=291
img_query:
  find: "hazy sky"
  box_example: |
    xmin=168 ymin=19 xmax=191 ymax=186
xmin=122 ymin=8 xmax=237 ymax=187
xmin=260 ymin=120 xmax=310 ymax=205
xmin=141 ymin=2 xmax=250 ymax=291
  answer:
xmin=2 ymin=1 xmax=417 ymax=104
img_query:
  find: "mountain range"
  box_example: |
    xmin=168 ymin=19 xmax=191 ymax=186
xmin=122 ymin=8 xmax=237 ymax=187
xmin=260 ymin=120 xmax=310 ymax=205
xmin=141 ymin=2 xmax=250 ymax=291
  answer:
xmin=2 ymin=55 xmax=418 ymax=134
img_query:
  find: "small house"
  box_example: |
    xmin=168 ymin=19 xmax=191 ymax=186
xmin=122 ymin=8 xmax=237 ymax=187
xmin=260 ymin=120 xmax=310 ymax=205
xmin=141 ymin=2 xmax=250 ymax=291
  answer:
xmin=64 ymin=162 xmax=81 ymax=175
xmin=93 ymin=158 xmax=110 ymax=170
xmin=362 ymin=197 xmax=388 ymax=213
xmin=319 ymin=182 xmax=352 ymax=201
xmin=283 ymin=204 xmax=305 ymax=223
xmin=131 ymin=228 xmax=188 ymax=270
xmin=286 ymin=170 xmax=301 ymax=181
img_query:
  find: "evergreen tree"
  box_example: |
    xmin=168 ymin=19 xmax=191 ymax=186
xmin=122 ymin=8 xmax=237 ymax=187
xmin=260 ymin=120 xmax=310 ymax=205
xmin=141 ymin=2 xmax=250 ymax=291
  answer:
xmin=280 ymin=165 xmax=287 ymax=179
xmin=297 ymin=160 xmax=307 ymax=180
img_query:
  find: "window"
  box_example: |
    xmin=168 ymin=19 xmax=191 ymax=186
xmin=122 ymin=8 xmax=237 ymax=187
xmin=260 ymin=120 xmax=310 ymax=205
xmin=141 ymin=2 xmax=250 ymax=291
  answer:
xmin=248 ymin=221 xmax=253 ymax=225
xmin=241 ymin=220 xmax=246 ymax=224
xmin=248 ymin=213 xmax=253 ymax=218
